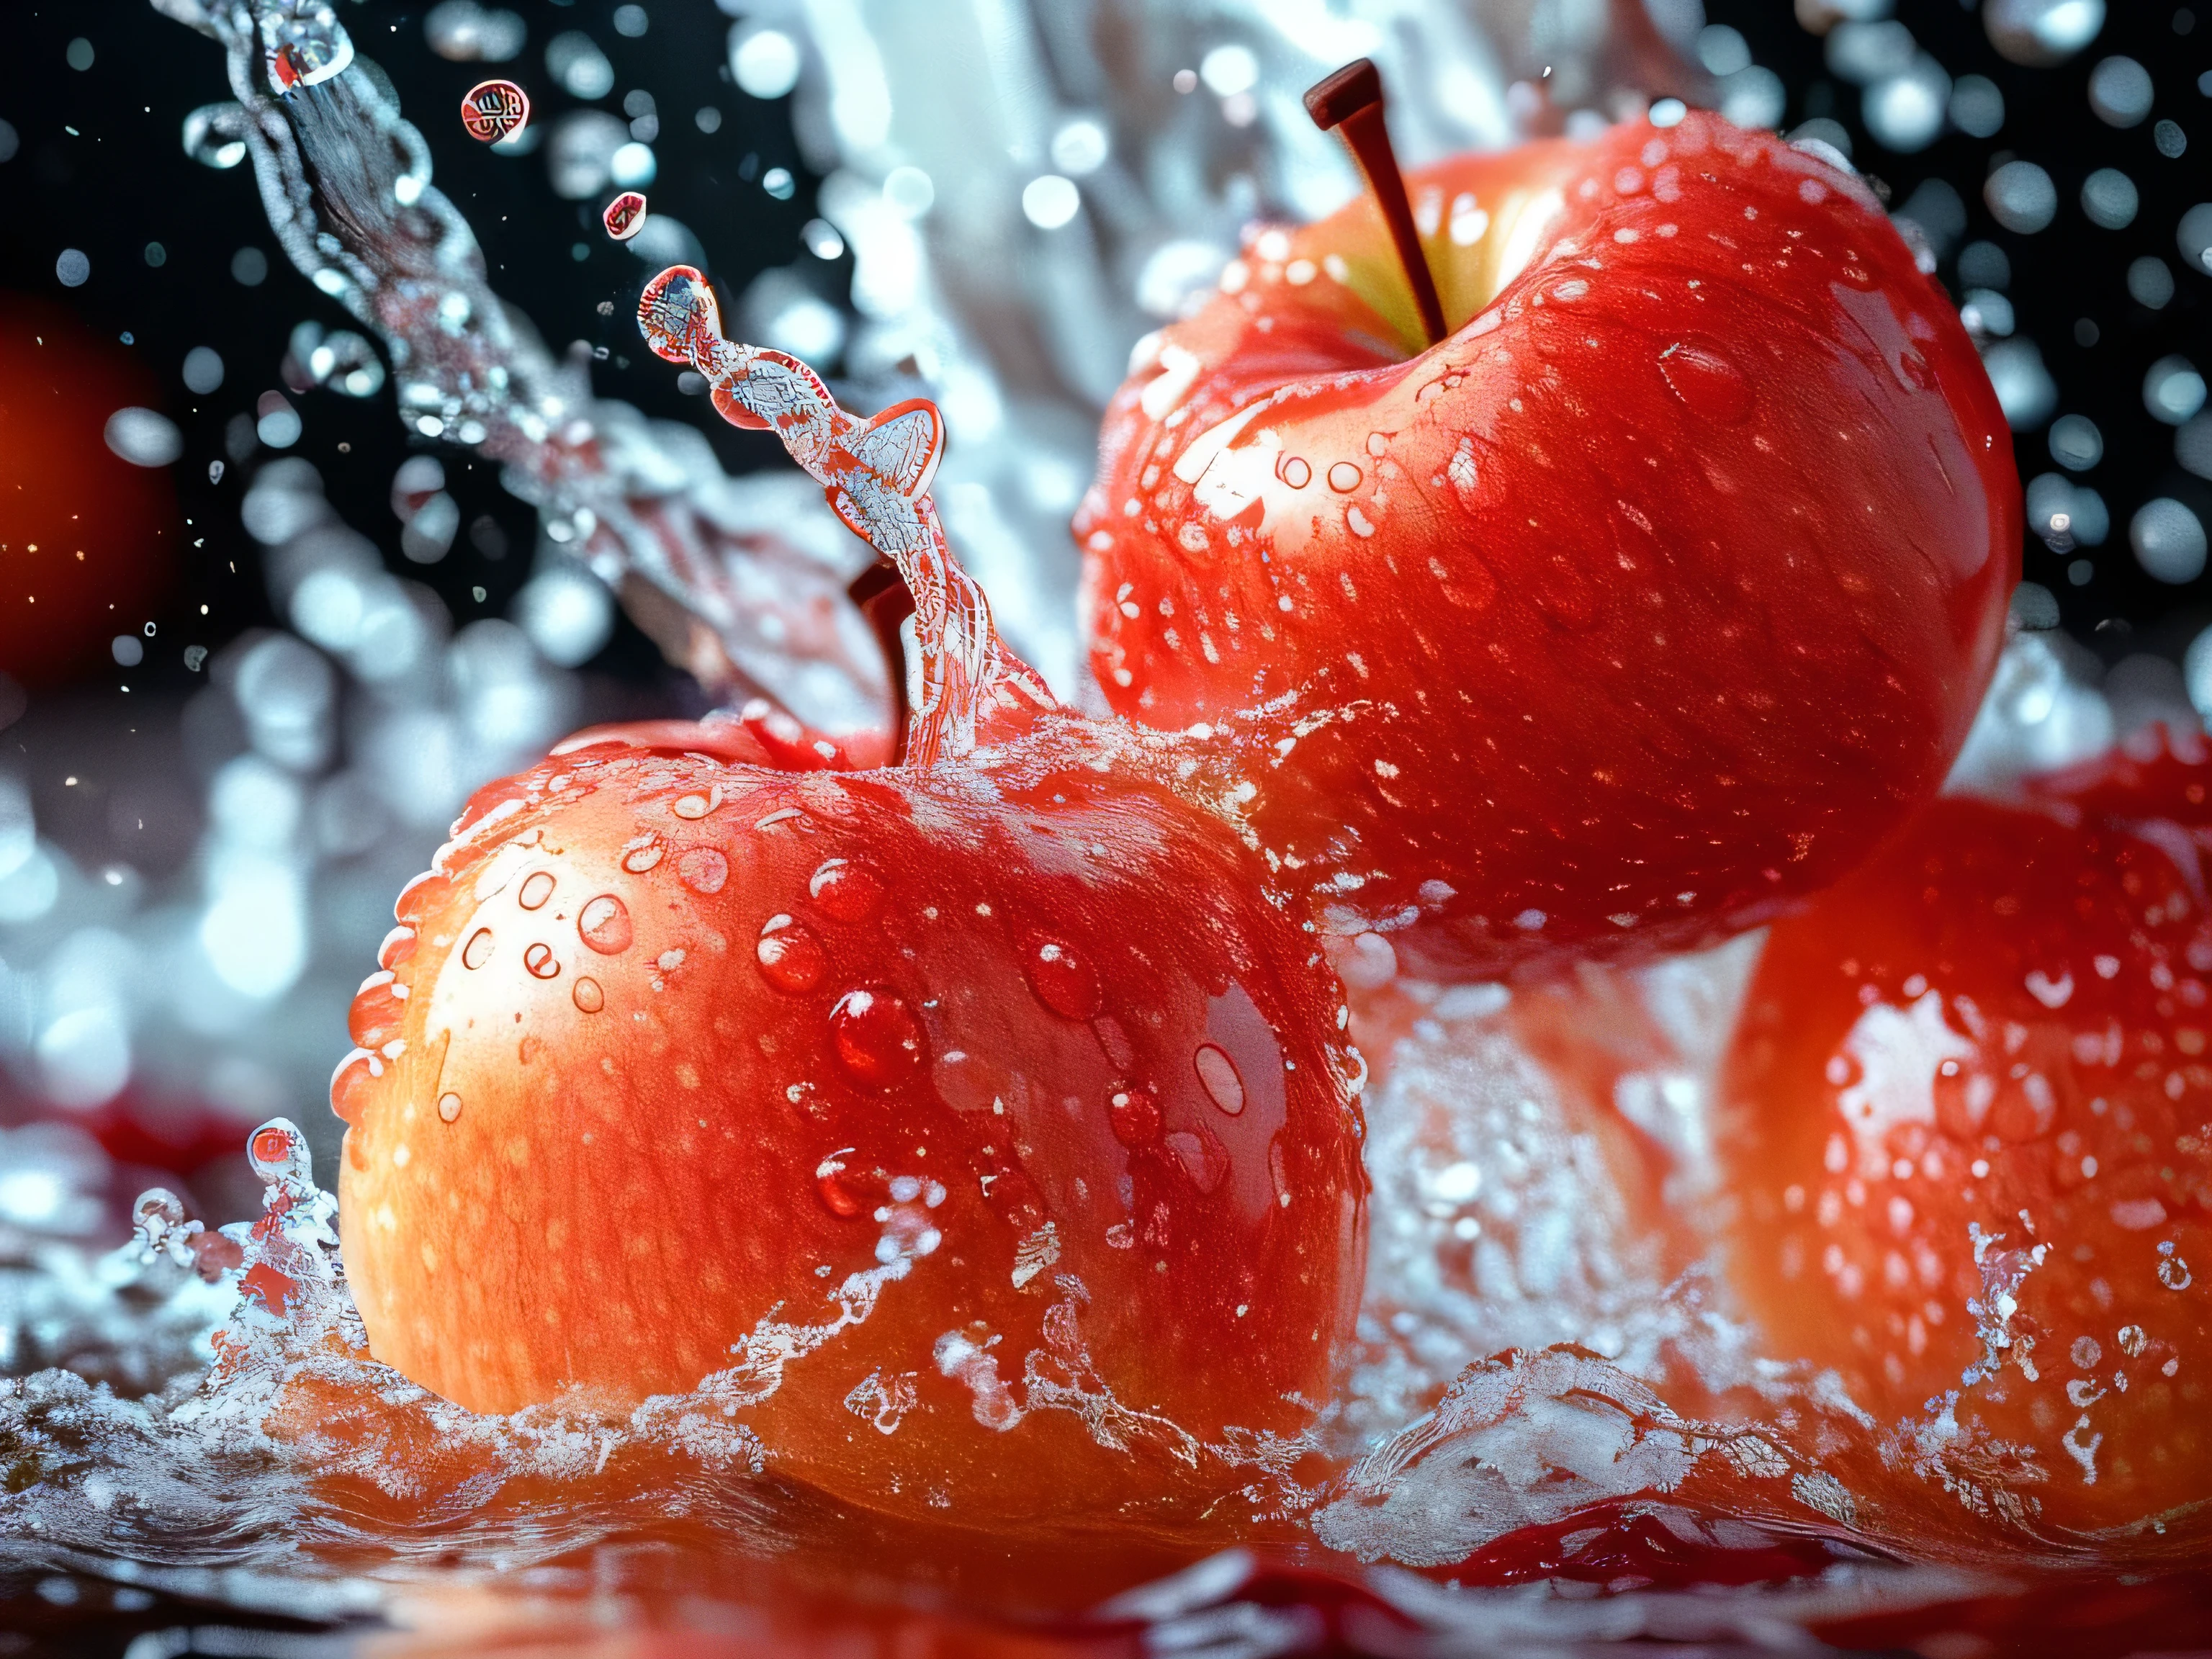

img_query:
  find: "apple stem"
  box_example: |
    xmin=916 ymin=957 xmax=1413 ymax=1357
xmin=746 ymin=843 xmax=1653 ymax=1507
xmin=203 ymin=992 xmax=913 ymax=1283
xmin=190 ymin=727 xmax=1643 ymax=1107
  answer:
xmin=847 ymin=559 xmax=916 ymax=762
xmin=635 ymin=265 xmax=1056 ymax=769
xmin=1304 ymin=59 xmax=1446 ymax=348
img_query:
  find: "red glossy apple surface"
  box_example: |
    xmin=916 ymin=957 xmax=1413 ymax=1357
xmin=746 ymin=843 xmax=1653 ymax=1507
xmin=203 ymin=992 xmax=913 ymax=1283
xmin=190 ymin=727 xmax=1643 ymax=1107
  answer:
xmin=0 ymin=292 xmax=180 ymax=685
xmin=333 ymin=715 xmax=1367 ymax=1526
xmin=1077 ymin=112 xmax=2017 ymax=978
xmin=1721 ymin=732 xmax=2212 ymax=1547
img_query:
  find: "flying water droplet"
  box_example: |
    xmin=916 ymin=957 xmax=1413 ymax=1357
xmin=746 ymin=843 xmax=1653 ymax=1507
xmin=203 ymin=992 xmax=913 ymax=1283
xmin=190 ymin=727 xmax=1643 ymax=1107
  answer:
xmin=1108 ymin=1087 xmax=1161 ymax=1146
xmin=830 ymin=986 xmax=924 ymax=1087
xmin=578 ymin=894 xmax=634 ymax=954
xmin=523 ymin=942 xmax=561 ymax=979
xmin=462 ymin=927 xmax=495 ymax=969
xmin=1194 ymin=1043 xmax=1246 ymax=1115
xmin=756 ymin=914 xmax=826 ymax=992
xmin=809 ymin=857 xmax=885 ymax=923
xmin=678 ymin=847 xmax=729 ymax=894
xmin=572 ymin=976 xmax=605 ymax=1013
xmin=438 ymin=1092 xmax=463 ymax=1123
xmin=1658 ymin=341 xmax=1753 ymax=424
xmin=518 ymin=871 xmax=556 ymax=910
xmin=1025 ymin=939 xmax=1101 ymax=1020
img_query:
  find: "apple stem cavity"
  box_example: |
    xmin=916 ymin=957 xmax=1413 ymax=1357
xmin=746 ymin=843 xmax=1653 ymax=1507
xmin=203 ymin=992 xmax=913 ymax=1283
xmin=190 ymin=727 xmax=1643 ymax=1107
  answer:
xmin=636 ymin=264 xmax=1056 ymax=769
xmin=1304 ymin=58 xmax=1447 ymax=349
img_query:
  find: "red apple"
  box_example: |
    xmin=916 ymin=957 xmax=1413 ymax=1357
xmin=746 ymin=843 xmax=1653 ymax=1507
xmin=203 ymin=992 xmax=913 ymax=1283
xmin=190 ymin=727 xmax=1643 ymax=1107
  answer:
xmin=331 ymin=299 xmax=1370 ymax=1528
xmin=0 ymin=292 xmax=180 ymax=685
xmin=1077 ymin=112 xmax=2017 ymax=978
xmin=1721 ymin=729 xmax=2212 ymax=1548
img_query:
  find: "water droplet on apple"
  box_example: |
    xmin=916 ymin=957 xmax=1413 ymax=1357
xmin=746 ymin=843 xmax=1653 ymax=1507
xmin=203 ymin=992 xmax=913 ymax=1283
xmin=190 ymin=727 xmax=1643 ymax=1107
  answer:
xmin=462 ymin=927 xmax=495 ymax=969
xmin=622 ymin=840 xmax=664 ymax=873
xmin=810 ymin=857 xmax=885 ymax=923
xmin=438 ymin=1092 xmax=463 ymax=1123
xmin=816 ymin=1156 xmax=863 ymax=1218
xmin=578 ymin=895 xmax=633 ymax=954
xmin=1326 ymin=461 xmax=1363 ymax=493
xmin=678 ymin=846 xmax=729 ymax=894
xmin=830 ymin=986 xmax=924 ymax=1087
xmin=756 ymin=914 xmax=826 ymax=992
xmin=1279 ymin=455 xmax=1311 ymax=488
xmin=523 ymin=942 xmax=561 ymax=979
xmin=572 ymin=976 xmax=605 ymax=1013
xmin=1025 ymin=939 xmax=1101 ymax=1020
xmin=1658 ymin=340 xmax=1753 ymax=424
xmin=518 ymin=871 xmax=555 ymax=911
xmin=1108 ymin=1087 xmax=1161 ymax=1146
xmin=1194 ymin=1043 xmax=1245 ymax=1115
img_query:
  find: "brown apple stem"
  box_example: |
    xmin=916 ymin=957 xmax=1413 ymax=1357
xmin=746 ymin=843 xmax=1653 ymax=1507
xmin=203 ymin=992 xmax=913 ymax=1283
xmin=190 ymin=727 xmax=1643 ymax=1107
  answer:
xmin=1304 ymin=58 xmax=1446 ymax=348
xmin=848 ymin=557 xmax=915 ymax=764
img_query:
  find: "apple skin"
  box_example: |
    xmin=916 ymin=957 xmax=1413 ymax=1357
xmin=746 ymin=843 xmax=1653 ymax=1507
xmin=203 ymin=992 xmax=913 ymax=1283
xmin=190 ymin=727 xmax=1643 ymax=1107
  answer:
xmin=332 ymin=716 xmax=1367 ymax=1527
xmin=1076 ymin=113 xmax=2018 ymax=979
xmin=1720 ymin=730 xmax=2212 ymax=1549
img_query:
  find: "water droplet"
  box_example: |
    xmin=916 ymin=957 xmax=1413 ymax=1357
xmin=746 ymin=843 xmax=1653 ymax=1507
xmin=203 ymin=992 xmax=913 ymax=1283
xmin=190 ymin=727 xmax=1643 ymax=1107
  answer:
xmin=518 ymin=871 xmax=555 ymax=910
xmin=622 ymin=839 xmax=664 ymax=873
xmin=2118 ymin=1323 xmax=2147 ymax=1357
xmin=572 ymin=976 xmax=604 ymax=1013
xmin=1658 ymin=340 xmax=1753 ymax=424
xmin=462 ymin=927 xmax=495 ymax=969
xmin=248 ymin=1118 xmax=308 ymax=1183
xmin=673 ymin=784 xmax=723 ymax=820
xmin=1279 ymin=455 xmax=1311 ymax=487
xmin=1166 ymin=1127 xmax=1229 ymax=1192
xmin=1194 ymin=1043 xmax=1245 ymax=1115
xmin=1108 ymin=1087 xmax=1161 ymax=1146
xmin=809 ymin=857 xmax=885 ymax=923
xmin=438 ymin=1092 xmax=463 ymax=1123
xmin=2159 ymin=1254 xmax=2193 ymax=1290
xmin=816 ymin=1151 xmax=863 ymax=1218
xmin=757 ymin=914 xmax=827 ymax=992
xmin=830 ymin=986 xmax=924 ymax=1087
xmin=523 ymin=942 xmax=562 ymax=979
xmin=578 ymin=894 xmax=633 ymax=954
xmin=1025 ymin=939 xmax=1101 ymax=1020
xmin=678 ymin=846 xmax=729 ymax=894
xmin=1326 ymin=460 xmax=1362 ymax=493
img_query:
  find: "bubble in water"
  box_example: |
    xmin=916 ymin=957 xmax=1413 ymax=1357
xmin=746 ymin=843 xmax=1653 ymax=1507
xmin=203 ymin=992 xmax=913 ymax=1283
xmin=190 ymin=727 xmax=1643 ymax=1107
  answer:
xmin=1982 ymin=338 xmax=2057 ymax=429
xmin=2175 ymin=204 xmax=2212 ymax=276
xmin=1108 ymin=1087 xmax=1161 ymax=1147
xmin=578 ymin=894 xmax=633 ymax=953
xmin=2132 ymin=498 xmax=2208 ymax=584
xmin=182 ymin=345 xmax=225 ymax=394
xmin=1984 ymin=162 xmax=2057 ymax=234
xmin=438 ymin=1092 xmax=463 ymax=1122
xmin=247 ymin=1118 xmax=311 ymax=1186
xmin=1863 ymin=58 xmax=1950 ymax=153
xmin=1949 ymin=75 xmax=2006 ymax=138
xmin=2087 ymin=55 xmax=2153 ymax=127
xmin=1657 ymin=341 xmax=1753 ymax=424
xmin=756 ymin=914 xmax=826 ymax=992
xmin=546 ymin=32 xmax=615 ymax=99
xmin=2080 ymin=168 xmax=2139 ymax=230
xmin=830 ymin=986 xmax=924 ymax=1087
xmin=809 ymin=858 xmax=884 ymax=923
xmin=462 ymin=927 xmax=495 ymax=968
xmin=2049 ymin=414 xmax=2104 ymax=471
xmin=603 ymin=190 xmax=648 ymax=241
xmin=2129 ymin=256 xmax=2177 ymax=309
xmin=55 ymin=248 xmax=90 ymax=287
xmin=571 ymin=976 xmax=604 ymax=1013
xmin=523 ymin=942 xmax=560 ymax=979
xmin=1984 ymin=0 xmax=2106 ymax=67
xmin=1194 ymin=1043 xmax=1246 ymax=1115
xmin=678 ymin=846 xmax=728 ymax=894
xmin=518 ymin=871 xmax=555 ymax=910
xmin=1025 ymin=940 xmax=1101 ymax=1020
xmin=103 ymin=408 xmax=184 ymax=468
xmin=621 ymin=840 xmax=664 ymax=873
xmin=426 ymin=1 xmax=526 ymax=63
xmin=2144 ymin=356 xmax=2207 ymax=426
xmin=460 ymin=78 xmax=531 ymax=145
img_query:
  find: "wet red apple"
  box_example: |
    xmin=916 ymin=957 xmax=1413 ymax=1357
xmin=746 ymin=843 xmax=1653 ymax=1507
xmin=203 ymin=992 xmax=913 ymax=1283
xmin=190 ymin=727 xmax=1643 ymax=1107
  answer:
xmin=332 ymin=328 xmax=1370 ymax=1527
xmin=1078 ymin=110 xmax=2017 ymax=979
xmin=1722 ymin=730 xmax=2212 ymax=1547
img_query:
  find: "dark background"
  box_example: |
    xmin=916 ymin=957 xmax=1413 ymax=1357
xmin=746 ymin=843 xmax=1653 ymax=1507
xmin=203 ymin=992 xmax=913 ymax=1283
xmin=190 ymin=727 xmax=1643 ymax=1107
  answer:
xmin=0 ymin=0 xmax=2206 ymax=699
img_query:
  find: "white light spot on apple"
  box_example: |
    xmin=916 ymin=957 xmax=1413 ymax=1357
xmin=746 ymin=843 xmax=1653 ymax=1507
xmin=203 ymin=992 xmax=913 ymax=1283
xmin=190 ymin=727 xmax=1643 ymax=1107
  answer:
xmin=1253 ymin=228 xmax=1290 ymax=263
xmin=1285 ymin=258 xmax=1315 ymax=284
xmin=1449 ymin=194 xmax=1489 ymax=246
xmin=1219 ymin=259 xmax=1249 ymax=294
xmin=1346 ymin=505 xmax=1375 ymax=537
xmin=1139 ymin=344 xmax=1202 ymax=421
xmin=1513 ymin=909 xmax=1547 ymax=930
